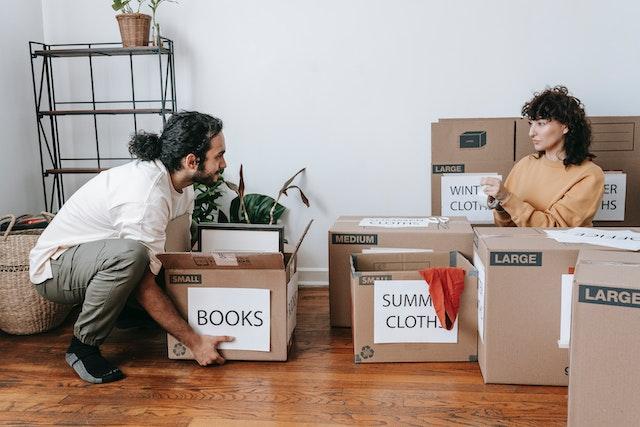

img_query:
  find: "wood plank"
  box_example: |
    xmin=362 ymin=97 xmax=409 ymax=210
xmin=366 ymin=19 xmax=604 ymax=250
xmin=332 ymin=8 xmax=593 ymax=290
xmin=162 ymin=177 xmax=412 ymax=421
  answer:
xmin=0 ymin=287 xmax=568 ymax=425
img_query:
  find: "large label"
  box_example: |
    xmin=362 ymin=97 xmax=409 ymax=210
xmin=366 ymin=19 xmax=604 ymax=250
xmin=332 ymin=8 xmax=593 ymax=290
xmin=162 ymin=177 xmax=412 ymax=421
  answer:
xmin=188 ymin=287 xmax=270 ymax=352
xmin=489 ymin=251 xmax=542 ymax=266
xmin=433 ymin=164 xmax=465 ymax=174
xmin=373 ymin=280 xmax=458 ymax=344
xmin=594 ymin=173 xmax=627 ymax=221
xmin=441 ymin=173 xmax=501 ymax=224
xmin=578 ymin=284 xmax=640 ymax=309
xmin=332 ymin=233 xmax=378 ymax=245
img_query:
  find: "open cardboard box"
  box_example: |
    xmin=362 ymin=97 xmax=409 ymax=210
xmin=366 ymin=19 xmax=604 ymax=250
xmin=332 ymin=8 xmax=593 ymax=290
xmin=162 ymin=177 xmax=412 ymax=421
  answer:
xmin=350 ymin=251 xmax=478 ymax=363
xmin=159 ymin=221 xmax=312 ymax=361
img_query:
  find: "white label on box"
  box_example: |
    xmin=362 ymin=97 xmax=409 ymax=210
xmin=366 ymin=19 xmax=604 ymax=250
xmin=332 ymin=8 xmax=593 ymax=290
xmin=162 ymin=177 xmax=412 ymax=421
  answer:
xmin=473 ymin=250 xmax=486 ymax=342
xmin=558 ymin=274 xmax=573 ymax=349
xmin=594 ymin=173 xmax=626 ymax=221
xmin=441 ymin=173 xmax=501 ymax=224
xmin=212 ymin=252 xmax=238 ymax=266
xmin=373 ymin=280 xmax=458 ymax=344
xmin=188 ymin=287 xmax=270 ymax=352
xmin=545 ymin=228 xmax=640 ymax=251
xmin=358 ymin=217 xmax=449 ymax=228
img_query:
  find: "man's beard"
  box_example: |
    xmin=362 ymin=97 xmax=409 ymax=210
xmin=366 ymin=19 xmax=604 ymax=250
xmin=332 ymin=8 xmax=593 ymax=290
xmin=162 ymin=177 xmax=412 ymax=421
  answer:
xmin=192 ymin=170 xmax=219 ymax=186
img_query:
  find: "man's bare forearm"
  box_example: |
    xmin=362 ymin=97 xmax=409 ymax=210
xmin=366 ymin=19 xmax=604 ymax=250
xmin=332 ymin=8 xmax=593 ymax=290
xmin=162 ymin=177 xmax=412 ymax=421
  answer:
xmin=135 ymin=270 xmax=199 ymax=348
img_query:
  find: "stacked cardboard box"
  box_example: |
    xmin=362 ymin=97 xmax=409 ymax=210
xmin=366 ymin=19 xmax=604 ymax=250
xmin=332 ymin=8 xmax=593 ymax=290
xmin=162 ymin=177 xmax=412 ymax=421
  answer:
xmin=473 ymin=227 xmax=639 ymax=385
xmin=328 ymin=216 xmax=474 ymax=327
xmin=350 ymin=251 xmax=477 ymax=363
xmin=431 ymin=116 xmax=640 ymax=226
xmin=568 ymin=249 xmax=640 ymax=426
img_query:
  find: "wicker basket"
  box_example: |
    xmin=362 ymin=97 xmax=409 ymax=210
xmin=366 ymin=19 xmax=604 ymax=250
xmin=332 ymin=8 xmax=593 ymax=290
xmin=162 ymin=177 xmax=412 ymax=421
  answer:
xmin=0 ymin=214 xmax=72 ymax=335
xmin=116 ymin=13 xmax=151 ymax=47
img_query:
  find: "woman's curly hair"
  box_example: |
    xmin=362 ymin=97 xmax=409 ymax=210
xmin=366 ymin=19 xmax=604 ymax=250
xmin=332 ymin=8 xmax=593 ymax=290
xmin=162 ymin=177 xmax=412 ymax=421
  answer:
xmin=521 ymin=86 xmax=595 ymax=166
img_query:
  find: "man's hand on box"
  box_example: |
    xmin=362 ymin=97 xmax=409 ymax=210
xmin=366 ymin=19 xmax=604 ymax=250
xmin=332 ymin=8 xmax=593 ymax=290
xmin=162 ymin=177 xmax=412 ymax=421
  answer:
xmin=191 ymin=335 xmax=235 ymax=366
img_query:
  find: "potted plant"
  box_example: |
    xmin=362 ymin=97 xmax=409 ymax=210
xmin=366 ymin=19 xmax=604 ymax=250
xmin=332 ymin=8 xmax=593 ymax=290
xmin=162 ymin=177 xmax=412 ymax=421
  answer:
xmin=112 ymin=0 xmax=177 ymax=47
xmin=112 ymin=0 xmax=151 ymax=47
xmin=191 ymin=167 xmax=310 ymax=246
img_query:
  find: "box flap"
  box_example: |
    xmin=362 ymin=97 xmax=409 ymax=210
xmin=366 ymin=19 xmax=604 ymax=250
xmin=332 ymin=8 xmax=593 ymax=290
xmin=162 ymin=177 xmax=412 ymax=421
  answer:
xmin=575 ymin=249 xmax=640 ymax=289
xmin=285 ymin=219 xmax=313 ymax=270
xmin=157 ymin=252 xmax=284 ymax=270
xmin=353 ymin=251 xmax=452 ymax=273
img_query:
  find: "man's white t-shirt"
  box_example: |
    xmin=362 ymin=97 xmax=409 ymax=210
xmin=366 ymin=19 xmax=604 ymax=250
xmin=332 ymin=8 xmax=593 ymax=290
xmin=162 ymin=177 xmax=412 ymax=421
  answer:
xmin=29 ymin=160 xmax=194 ymax=284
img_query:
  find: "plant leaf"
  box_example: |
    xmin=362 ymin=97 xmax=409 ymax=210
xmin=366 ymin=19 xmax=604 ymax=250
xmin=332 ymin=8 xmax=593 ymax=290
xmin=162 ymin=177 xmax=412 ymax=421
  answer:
xmin=229 ymin=196 xmax=242 ymax=223
xmin=284 ymin=185 xmax=310 ymax=207
xmin=238 ymin=164 xmax=245 ymax=199
xmin=225 ymin=181 xmax=239 ymax=194
xmin=239 ymin=194 xmax=286 ymax=224
xmin=279 ymin=168 xmax=306 ymax=194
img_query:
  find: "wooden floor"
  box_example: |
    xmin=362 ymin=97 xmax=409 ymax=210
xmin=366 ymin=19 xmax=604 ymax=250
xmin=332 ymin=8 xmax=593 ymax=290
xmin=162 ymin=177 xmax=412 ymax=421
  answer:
xmin=0 ymin=287 xmax=567 ymax=426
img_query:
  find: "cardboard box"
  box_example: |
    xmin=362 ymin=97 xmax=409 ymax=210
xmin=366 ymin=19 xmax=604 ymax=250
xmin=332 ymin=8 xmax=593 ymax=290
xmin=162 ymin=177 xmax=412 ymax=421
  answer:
xmin=350 ymin=251 xmax=478 ymax=363
xmin=158 ymin=229 xmax=304 ymax=361
xmin=567 ymin=249 xmax=640 ymax=427
xmin=432 ymin=116 xmax=640 ymax=226
xmin=473 ymin=227 xmax=639 ymax=385
xmin=328 ymin=216 xmax=474 ymax=327
xmin=431 ymin=118 xmax=520 ymax=218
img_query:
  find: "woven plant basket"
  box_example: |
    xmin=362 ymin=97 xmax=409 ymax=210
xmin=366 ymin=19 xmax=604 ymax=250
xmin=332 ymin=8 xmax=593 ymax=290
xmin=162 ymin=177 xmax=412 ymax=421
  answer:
xmin=0 ymin=214 xmax=72 ymax=335
xmin=116 ymin=13 xmax=151 ymax=47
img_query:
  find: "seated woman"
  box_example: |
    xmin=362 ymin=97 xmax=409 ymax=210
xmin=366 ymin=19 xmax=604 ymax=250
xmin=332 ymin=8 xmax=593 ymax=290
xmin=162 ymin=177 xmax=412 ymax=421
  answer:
xmin=481 ymin=86 xmax=604 ymax=227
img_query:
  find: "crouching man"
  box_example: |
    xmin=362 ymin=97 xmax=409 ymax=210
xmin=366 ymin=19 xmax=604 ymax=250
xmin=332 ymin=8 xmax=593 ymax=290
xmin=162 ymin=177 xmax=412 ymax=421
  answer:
xmin=29 ymin=111 xmax=233 ymax=384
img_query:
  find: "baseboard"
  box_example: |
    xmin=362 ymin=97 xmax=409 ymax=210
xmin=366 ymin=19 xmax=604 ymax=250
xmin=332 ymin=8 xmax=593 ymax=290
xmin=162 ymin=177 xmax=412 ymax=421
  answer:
xmin=298 ymin=267 xmax=328 ymax=287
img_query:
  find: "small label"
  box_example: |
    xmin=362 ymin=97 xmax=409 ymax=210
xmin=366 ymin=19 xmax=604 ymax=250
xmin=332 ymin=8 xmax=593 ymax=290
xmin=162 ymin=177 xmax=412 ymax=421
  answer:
xmin=169 ymin=274 xmax=202 ymax=285
xmin=332 ymin=233 xmax=378 ymax=245
xmin=432 ymin=164 xmax=465 ymax=174
xmin=212 ymin=253 xmax=238 ymax=266
xmin=579 ymin=284 xmax=640 ymax=309
xmin=359 ymin=274 xmax=392 ymax=286
xmin=489 ymin=251 xmax=542 ymax=266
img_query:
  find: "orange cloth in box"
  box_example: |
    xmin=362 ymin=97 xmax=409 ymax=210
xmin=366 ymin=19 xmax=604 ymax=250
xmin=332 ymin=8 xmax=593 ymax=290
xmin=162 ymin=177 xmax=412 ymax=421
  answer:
xmin=419 ymin=267 xmax=465 ymax=330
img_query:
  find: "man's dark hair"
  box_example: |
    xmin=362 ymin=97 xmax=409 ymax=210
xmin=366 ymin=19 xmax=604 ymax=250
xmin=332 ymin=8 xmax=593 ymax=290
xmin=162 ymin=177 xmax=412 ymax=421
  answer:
xmin=128 ymin=111 xmax=223 ymax=172
xmin=521 ymin=85 xmax=594 ymax=166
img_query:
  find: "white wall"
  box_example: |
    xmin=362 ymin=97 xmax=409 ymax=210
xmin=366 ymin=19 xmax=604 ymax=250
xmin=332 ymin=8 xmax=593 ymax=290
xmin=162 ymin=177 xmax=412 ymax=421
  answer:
xmin=0 ymin=2 xmax=44 ymax=215
xmin=18 ymin=0 xmax=640 ymax=278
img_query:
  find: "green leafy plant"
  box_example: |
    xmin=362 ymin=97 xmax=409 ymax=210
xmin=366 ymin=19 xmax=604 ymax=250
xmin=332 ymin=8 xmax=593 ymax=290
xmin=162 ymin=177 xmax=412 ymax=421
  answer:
xmin=111 ymin=0 xmax=144 ymax=13
xmin=192 ymin=166 xmax=310 ymax=226
xmin=222 ymin=166 xmax=309 ymax=225
xmin=147 ymin=0 xmax=178 ymax=43
xmin=192 ymin=179 xmax=225 ymax=224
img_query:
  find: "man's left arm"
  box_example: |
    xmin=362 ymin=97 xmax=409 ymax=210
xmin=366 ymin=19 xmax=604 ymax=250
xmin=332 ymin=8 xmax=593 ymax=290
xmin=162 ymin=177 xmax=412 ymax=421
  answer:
xmin=135 ymin=270 xmax=234 ymax=366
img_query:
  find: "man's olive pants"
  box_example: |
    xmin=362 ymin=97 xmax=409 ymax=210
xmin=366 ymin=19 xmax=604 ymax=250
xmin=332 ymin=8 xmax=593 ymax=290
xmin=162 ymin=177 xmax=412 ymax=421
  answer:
xmin=34 ymin=239 xmax=149 ymax=346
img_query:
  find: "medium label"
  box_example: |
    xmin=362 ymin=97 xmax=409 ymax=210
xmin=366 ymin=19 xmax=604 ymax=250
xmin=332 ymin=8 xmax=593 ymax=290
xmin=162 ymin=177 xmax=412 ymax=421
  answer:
xmin=432 ymin=164 xmax=465 ymax=174
xmin=579 ymin=284 xmax=640 ymax=309
xmin=489 ymin=251 xmax=542 ymax=266
xmin=169 ymin=274 xmax=202 ymax=285
xmin=332 ymin=233 xmax=378 ymax=245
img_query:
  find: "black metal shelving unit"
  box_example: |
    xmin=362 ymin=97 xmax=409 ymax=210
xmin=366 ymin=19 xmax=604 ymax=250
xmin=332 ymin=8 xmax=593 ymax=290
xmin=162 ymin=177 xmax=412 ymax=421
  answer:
xmin=28 ymin=38 xmax=177 ymax=212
